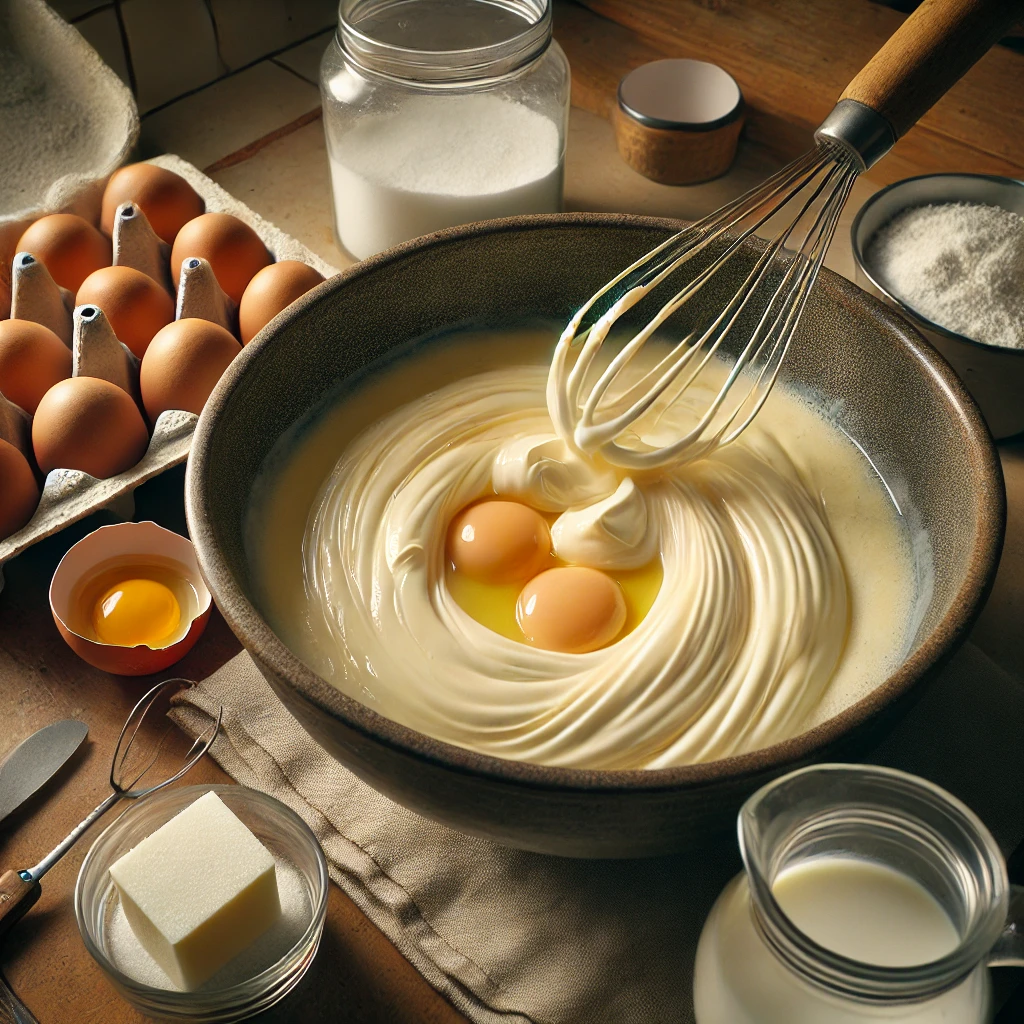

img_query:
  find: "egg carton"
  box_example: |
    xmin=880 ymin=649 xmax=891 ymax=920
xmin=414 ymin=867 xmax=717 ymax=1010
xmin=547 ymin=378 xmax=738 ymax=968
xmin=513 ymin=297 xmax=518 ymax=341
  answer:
xmin=0 ymin=155 xmax=339 ymax=588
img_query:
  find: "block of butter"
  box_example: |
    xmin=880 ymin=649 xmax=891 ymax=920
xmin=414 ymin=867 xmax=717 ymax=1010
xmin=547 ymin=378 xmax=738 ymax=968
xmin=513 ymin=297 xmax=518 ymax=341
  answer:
xmin=109 ymin=791 xmax=281 ymax=990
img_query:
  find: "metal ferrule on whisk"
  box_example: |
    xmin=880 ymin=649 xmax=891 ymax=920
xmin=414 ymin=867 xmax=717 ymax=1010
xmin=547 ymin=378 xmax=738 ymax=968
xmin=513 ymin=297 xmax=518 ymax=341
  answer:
xmin=815 ymin=99 xmax=899 ymax=171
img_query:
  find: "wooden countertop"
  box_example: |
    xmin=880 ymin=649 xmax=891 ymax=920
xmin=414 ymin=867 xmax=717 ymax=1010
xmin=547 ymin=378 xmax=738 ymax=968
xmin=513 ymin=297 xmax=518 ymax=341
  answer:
xmin=555 ymin=0 xmax=1024 ymax=185
xmin=0 ymin=470 xmax=466 ymax=1024
xmin=3 ymin=3 xmax=1024 ymax=1021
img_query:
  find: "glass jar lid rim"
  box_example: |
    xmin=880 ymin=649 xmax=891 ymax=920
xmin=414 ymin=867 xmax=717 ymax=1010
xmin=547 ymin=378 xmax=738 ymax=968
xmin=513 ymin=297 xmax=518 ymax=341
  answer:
xmin=338 ymin=0 xmax=552 ymax=79
xmin=739 ymin=763 xmax=1008 ymax=1003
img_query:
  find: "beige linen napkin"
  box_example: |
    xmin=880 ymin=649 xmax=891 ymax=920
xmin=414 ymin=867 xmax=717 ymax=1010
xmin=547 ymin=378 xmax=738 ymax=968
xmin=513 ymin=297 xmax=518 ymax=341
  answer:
xmin=170 ymin=642 xmax=1024 ymax=1024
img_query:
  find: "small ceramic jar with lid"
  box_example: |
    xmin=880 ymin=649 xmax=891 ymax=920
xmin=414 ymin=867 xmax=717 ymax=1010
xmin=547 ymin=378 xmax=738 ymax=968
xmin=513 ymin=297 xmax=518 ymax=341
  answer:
xmin=614 ymin=59 xmax=744 ymax=185
xmin=320 ymin=0 xmax=570 ymax=261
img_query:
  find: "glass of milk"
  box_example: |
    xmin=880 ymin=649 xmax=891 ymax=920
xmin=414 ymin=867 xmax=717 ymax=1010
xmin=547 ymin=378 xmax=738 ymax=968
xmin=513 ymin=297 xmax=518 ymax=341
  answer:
xmin=320 ymin=0 xmax=570 ymax=261
xmin=693 ymin=764 xmax=1024 ymax=1023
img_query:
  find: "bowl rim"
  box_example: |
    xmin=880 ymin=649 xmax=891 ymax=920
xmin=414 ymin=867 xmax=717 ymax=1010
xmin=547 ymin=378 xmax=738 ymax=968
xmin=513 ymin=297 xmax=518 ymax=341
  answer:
xmin=850 ymin=171 xmax=1024 ymax=358
xmin=186 ymin=211 xmax=1006 ymax=793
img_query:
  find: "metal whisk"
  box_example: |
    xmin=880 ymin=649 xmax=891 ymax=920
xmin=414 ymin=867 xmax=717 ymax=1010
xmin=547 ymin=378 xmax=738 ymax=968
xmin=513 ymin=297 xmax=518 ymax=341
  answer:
xmin=0 ymin=680 xmax=222 ymax=944
xmin=550 ymin=0 xmax=1023 ymax=470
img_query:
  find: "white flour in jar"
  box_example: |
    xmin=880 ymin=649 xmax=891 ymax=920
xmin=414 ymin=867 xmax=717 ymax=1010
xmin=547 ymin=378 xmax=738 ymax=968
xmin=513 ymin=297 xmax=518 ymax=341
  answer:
xmin=328 ymin=92 xmax=563 ymax=260
xmin=866 ymin=201 xmax=1024 ymax=349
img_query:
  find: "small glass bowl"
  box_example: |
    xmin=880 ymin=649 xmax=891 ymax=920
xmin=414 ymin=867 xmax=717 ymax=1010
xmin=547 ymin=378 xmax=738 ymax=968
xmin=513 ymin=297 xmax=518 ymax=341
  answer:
xmin=75 ymin=784 xmax=328 ymax=1022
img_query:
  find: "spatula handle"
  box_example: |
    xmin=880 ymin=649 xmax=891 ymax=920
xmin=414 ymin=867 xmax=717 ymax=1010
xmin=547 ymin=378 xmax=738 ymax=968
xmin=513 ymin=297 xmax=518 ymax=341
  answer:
xmin=0 ymin=871 xmax=39 ymax=941
xmin=841 ymin=0 xmax=1024 ymax=139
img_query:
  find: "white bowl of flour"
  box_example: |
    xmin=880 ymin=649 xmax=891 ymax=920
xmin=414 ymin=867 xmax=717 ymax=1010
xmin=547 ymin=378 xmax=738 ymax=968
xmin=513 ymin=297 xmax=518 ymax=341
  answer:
xmin=852 ymin=174 xmax=1024 ymax=440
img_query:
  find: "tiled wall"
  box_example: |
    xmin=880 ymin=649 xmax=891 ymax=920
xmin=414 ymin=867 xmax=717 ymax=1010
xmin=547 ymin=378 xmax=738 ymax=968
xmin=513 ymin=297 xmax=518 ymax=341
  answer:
xmin=49 ymin=0 xmax=337 ymax=114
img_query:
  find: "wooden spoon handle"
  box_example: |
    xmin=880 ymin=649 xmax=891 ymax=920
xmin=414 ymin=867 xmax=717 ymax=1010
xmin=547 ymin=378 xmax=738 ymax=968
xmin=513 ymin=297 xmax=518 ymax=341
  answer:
xmin=841 ymin=0 xmax=1024 ymax=138
xmin=0 ymin=871 xmax=39 ymax=941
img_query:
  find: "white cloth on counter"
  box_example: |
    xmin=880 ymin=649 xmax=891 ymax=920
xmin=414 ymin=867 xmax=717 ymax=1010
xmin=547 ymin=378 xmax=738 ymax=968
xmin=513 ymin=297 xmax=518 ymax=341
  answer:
xmin=170 ymin=641 xmax=1024 ymax=1024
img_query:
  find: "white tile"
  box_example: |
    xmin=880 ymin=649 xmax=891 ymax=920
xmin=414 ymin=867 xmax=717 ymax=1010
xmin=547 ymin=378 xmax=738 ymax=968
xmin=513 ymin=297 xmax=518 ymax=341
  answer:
xmin=141 ymin=60 xmax=320 ymax=170
xmin=281 ymin=0 xmax=337 ymax=37
xmin=273 ymin=28 xmax=333 ymax=85
xmin=121 ymin=0 xmax=224 ymax=113
xmin=209 ymin=117 xmax=348 ymax=270
xmin=74 ymin=6 xmax=131 ymax=87
xmin=211 ymin=0 xmax=337 ymax=70
xmin=48 ymin=0 xmax=110 ymax=21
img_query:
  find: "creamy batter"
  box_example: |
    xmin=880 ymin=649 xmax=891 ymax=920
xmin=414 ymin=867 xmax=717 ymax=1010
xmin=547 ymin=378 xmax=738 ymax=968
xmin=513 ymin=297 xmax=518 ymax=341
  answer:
xmin=246 ymin=327 xmax=923 ymax=770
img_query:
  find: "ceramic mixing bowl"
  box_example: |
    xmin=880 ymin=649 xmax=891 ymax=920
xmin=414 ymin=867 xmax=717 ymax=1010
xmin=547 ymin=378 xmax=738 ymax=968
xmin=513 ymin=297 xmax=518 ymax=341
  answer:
xmin=186 ymin=214 xmax=1004 ymax=858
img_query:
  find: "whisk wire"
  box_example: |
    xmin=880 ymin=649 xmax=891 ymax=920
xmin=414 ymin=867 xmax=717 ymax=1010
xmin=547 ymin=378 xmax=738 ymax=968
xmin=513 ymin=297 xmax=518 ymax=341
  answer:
xmin=111 ymin=677 xmax=223 ymax=798
xmin=719 ymin=168 xmax=858 ymax=450
xmin=550 ymin=144 xmax=861 ymax=469
xmin=27 ymin=678 xmax=223 ymax=882
xmin=573 ymin=153 xmax=840 ymax=451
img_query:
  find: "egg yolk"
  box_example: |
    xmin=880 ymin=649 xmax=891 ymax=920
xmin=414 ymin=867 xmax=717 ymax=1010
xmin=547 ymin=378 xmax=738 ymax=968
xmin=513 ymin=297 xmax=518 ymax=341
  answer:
xmin=447 ymin=500 xmax=552 ymax=584
xmin=517 ymin=566 xmax=627 ymax=654
xmin=92 ymin=578 xmax=181 ymax=648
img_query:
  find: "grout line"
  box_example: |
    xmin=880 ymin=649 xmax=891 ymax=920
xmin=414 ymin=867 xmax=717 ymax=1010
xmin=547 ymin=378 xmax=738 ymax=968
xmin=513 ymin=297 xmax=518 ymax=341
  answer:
xmin=202 ymin=108 xmax=323 ymax=175
xmin=140 ymin=27 xmax=333 ymax=119
xmin=201 ymin=0 xmax=230 ymax=77
xmin=70 ymin=2 xmax=114 ymax=23
xmin=270 ymin=57 xmax=321 ymax=87
xmin=111 ymin=0 xmax=138 ymax=100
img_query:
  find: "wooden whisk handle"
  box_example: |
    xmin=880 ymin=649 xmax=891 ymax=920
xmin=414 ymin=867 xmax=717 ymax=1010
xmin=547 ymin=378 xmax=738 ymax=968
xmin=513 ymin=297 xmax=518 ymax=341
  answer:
xmin=0 ymin=870 xmax=39 ymax=941
xmin=841 ymin=0 xmax=1024 ymax=139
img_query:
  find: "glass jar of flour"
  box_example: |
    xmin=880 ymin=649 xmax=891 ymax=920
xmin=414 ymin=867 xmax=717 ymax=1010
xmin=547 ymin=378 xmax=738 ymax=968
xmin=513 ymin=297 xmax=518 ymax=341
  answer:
xmin=320 ymin=0 xmax=570 ymax=261
xmin=693 ymin=765 xmax=1024 ymax=1024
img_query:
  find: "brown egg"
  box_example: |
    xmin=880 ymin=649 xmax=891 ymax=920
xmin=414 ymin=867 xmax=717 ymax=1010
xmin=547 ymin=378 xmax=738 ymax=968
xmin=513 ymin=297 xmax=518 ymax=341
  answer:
xmin=0 ymin=319 xmax=72 ymax=414
xmin=16 ymin=214 xmax=112 ymax=292
xmin=448 ymin=501 xmax=552 ymax=584
xmin=170 ymin=213 xmax=271 ymax=305
xmin=140 ymin=318 xmax=242 ymax=419
xmin=101 ymin=163 xmax=205 ymax=245
xmin=76 ymin=266 xmax=175 ymax=358
xmin=33 ymin=377 xmax=149 ymax=478
xmin=0 ymin=438 xmax=40 ymax=539
xmin=517 ymin=567 xmax=627 ymax=653
xmin=238 ymin=260 xmax=325 ymax=343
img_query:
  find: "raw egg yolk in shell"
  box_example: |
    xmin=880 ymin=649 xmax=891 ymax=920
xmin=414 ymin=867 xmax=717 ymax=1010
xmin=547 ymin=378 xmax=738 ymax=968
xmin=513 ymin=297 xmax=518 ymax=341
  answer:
xmin=517 ymin=566 xmax=627 ymax=654
xmin=447 ymin=500 xmax=552 ymax=584
xmin=92 ymin=578 xmax=181 ymax=648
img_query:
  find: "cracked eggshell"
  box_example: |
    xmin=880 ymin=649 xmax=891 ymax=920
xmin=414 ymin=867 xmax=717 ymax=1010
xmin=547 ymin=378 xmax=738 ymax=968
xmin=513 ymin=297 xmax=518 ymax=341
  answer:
xmin=49 ymin=521 xmax=212 ymax=675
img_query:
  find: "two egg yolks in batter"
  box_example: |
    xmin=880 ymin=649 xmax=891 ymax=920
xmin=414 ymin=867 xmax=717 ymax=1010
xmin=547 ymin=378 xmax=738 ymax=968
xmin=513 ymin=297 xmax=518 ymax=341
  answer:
xmin=446 ymin=499 xmax=661 ymax=653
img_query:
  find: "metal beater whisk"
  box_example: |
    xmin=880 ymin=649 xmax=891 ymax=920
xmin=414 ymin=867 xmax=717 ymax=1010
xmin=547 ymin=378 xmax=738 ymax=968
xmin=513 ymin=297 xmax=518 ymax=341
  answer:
xmin=0 ymin=681 xmax=222 ymax=941
xmin=550 ymin=0 xmax=1023 ymax=470
xmin=0 ymin=680 xmax=221 ymax=1022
